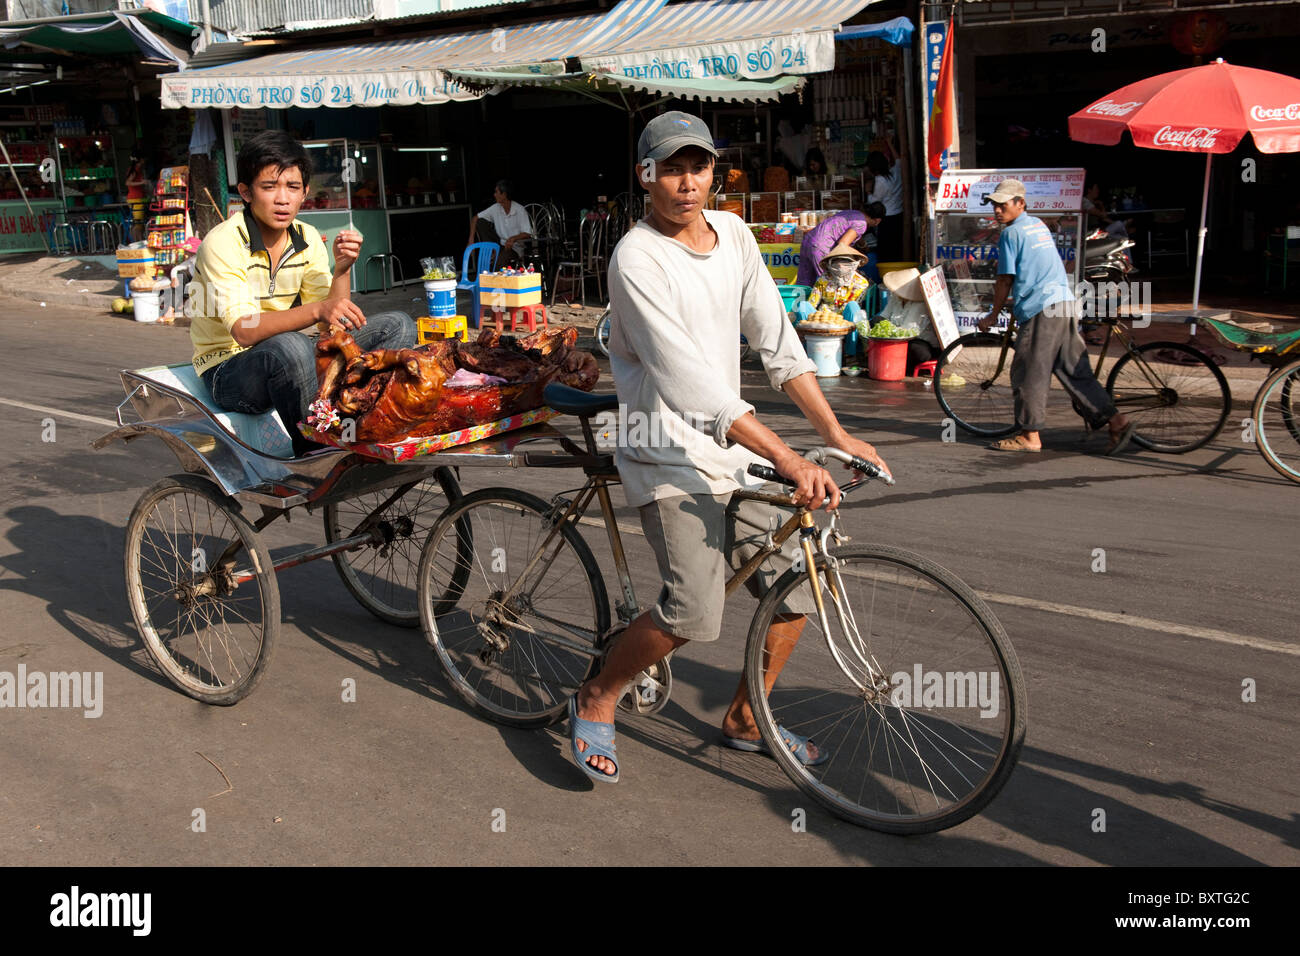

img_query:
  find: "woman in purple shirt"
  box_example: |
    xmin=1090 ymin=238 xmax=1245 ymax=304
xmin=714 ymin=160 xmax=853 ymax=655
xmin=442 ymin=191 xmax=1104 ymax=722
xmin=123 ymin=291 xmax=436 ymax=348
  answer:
xmin=795 ymin=204 xmax=884 ymax=286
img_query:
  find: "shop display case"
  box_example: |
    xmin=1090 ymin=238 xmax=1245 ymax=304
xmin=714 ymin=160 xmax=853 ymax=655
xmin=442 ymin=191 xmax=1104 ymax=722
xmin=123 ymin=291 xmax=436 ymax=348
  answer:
xmin=933 ymin=168 xmax=1086 ymax=332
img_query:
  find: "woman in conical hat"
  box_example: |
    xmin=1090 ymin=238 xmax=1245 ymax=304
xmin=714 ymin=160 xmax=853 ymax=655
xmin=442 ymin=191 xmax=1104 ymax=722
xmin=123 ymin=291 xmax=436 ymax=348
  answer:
xmin=793 ymin=239 xmax=872 ymax=328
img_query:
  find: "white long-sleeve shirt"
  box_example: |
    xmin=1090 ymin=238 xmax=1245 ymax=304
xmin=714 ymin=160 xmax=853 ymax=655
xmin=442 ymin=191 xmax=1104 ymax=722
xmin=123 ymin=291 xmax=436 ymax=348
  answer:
xmin=607 ymin=210 xmax=817 ymax=507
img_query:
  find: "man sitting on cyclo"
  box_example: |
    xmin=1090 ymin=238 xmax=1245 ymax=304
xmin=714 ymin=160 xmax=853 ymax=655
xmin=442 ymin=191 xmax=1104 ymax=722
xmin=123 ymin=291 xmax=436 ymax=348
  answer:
xmin=567 ymin=112 xmax=891 ymax=783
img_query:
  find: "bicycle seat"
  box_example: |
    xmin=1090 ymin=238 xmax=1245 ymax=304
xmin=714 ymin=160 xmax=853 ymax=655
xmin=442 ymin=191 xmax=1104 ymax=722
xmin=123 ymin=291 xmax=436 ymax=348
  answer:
xmin=543 ymin=383 xmax=619 ymax=417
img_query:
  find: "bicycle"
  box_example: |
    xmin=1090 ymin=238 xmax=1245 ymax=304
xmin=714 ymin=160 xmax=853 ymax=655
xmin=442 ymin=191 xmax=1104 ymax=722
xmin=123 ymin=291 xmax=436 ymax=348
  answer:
xmin=416 ymin=384 xmax=1027 ymax=834
xmin=1202 ymin=316 xmax=1300 ymax=484
xmin=934 ymin=314 xmax=1231 ymax=453
xmin=593 ymin=304 xmax=751 ymax=363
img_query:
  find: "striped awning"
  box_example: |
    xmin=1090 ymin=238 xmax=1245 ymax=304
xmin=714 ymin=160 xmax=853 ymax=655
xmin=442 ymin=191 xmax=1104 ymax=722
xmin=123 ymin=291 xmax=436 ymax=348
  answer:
xmin=160 ymin=0 xmax=666 ymax=109
xmin=447 ymin=69 xmax=807 ymax=106
xmin=578 ymin=0 xmax=877 ymax=82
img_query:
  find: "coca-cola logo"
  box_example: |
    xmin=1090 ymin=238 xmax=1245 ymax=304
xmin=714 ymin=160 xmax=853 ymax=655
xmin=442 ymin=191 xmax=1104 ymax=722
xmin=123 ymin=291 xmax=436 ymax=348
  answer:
xmin=1250 ymin=103 xmax=1300 ymax=122
xmin=1085 ymin=99 xmax=1143 ymax=117
xmin=1152 ymin=125 xmax=1222 ymax=149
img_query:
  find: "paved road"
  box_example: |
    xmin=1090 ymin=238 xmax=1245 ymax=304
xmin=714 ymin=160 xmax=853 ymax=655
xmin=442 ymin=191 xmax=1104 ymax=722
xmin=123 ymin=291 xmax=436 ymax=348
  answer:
xmin=0 ymin=297 xmax=1295 ymax=866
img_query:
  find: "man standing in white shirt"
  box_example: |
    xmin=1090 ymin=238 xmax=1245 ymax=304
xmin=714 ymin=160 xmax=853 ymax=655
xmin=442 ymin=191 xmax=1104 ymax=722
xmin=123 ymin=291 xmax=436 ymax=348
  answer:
xmin=566 ymin=111 xmax=891 ymax=783
xmin=467 ymin=179 xmax=532 ymax=264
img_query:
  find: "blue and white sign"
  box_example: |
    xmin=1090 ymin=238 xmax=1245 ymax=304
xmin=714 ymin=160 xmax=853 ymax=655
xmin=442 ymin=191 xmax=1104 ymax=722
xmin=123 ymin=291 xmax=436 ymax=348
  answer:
xmin=161 ymin=71 xmax=496 ymax=109
xmin=580 ymin=30 xmax=835 ymax=81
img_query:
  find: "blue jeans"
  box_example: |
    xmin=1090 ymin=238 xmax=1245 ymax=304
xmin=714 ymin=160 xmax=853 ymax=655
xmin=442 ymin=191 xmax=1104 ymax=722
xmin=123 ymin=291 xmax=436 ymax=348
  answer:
xmin=202 ymin=311 xmax=415 ymax=456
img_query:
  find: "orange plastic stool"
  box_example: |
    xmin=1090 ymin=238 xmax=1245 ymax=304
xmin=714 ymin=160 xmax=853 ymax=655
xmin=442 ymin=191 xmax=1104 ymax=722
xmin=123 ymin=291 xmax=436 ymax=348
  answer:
xmin=481 ymin=302 xmax=550 ymax=334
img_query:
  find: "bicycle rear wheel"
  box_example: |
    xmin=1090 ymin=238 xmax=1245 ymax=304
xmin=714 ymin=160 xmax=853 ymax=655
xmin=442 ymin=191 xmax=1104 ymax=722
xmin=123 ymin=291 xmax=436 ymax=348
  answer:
xmin=1253 ymin=358 xmax=1300 ymax=484
xmin=744 ymin=543 xmax=1026 ymax=834
xmin=934 ymin=332 xmax=1019 ymax=438
xmin=594 ymin=307 xmax=611 ymax=358
xmin=418 ymin=488 xmax=610 ymax=728
xmin=1106 ymin=342 xmax=1230 ymax=453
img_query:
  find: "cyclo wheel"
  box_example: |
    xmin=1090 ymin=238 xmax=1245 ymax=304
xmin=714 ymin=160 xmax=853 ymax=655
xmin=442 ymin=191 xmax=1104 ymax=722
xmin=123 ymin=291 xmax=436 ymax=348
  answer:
xmin=744 ymin=543 xmax=1026 ymax=834
xmin=934 ymin=332 xmax=1019 ymax=438
xmin=418 ymin=487 xmax=610 ymax=728
xmin=124 ymin=474 xmax=279 ymax=705
xmin=1105 ymin=342 xmax=1230 ymax=453
xmin=323 ymin=466 xmax=462 ymax=627
xmin=1252 ymin=358 xmax=1300 ymax=484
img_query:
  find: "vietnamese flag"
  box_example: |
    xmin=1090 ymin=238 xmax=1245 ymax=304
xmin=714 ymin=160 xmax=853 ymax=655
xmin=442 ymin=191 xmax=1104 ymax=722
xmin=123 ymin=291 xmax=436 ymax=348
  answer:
xmin=928 ymin=18 xmax=956 ymax=178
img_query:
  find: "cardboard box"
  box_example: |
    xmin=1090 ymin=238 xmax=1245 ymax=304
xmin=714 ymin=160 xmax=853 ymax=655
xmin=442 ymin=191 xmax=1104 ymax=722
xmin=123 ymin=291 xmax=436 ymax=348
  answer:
xmin=116 ymin=247 xmax=156 ymax=277
xmin=480 ymin=273 xmax=542 ymax=308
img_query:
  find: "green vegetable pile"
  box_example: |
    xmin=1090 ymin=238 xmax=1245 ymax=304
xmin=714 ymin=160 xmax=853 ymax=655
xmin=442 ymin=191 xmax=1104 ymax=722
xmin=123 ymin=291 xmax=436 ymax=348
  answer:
xmin=866 ymin=319 xmax=919 ymax=339
xmin=422 ymin=268 xmax=456 ymax=280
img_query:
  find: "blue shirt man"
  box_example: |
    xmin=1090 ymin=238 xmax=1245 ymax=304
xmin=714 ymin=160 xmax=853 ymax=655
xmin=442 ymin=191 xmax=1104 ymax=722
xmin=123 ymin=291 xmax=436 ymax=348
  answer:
xmin=977 ymin=178 xmax=1132 ymax=454
xmin=997 ymin=212 xmax=1074 ymax=323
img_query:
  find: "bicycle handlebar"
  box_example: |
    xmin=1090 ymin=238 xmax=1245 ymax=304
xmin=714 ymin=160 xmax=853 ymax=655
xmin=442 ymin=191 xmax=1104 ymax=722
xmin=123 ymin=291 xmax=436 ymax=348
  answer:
xmin=747 ymin=446 xmax=895 ymax=491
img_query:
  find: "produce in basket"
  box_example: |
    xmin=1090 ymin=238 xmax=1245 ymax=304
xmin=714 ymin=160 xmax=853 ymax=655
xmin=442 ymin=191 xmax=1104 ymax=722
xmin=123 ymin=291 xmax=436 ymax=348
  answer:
xmin=865 ymin=318 xmax=919 ymax=339
xmin=799 ymin=307 xmax=854 ymax=332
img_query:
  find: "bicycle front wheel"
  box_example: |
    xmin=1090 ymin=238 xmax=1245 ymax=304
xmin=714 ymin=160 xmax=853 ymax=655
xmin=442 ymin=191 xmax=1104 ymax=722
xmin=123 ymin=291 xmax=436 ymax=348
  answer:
xmin=417 ymin=488 xmax=610 ymax=728
xmin=1106 ymin=342 xmax=1230 ymax=453
xmin=934 ymin=332 xmax=1019 ymax=438
xmin=1253 ymin=358 xmax=1300 ymax=483
xmin=744 ymin=544 xmax=1026 ymax=834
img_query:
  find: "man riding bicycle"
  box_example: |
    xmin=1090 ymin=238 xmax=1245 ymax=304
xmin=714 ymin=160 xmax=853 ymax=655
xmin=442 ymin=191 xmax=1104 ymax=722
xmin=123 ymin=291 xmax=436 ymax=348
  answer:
xmin=567 ymin=111 xmax=891 ymax=782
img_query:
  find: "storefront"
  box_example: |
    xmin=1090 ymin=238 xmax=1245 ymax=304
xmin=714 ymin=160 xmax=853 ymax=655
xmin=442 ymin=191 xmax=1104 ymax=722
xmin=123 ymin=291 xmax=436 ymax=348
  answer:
xmin=160 ymin=0 xmax=886 ymax=288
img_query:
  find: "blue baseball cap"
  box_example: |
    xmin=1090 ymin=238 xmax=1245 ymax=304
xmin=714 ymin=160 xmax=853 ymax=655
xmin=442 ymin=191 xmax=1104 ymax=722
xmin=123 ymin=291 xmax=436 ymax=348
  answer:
xmin=637 ymin=111 xmax=719 ymax=164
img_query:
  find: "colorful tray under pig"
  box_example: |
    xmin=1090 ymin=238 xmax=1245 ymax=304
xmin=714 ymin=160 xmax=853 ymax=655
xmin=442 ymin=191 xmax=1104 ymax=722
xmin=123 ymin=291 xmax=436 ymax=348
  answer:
xmin=300 ymin=405 xmax=559 ymax=462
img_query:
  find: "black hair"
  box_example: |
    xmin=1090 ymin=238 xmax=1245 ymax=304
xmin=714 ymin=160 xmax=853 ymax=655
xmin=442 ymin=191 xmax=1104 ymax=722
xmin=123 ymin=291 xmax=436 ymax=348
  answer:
xmin=495 ymin=179 xmax=513 ymax=199
xmin=804 ymin=147 xmax=826 ymax=174
xmin=864 ymin=201 xmax=886 ymax=220
xmin=237 ymin=130 xmax=312 ymax=188
xmin=866 ymin=151 xmax=891 ymax=178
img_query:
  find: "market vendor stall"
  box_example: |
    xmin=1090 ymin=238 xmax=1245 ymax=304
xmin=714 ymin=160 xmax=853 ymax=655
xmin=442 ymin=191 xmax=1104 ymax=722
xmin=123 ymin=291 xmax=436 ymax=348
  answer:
xmin=293 ymin=138 xmax=470 ymax=293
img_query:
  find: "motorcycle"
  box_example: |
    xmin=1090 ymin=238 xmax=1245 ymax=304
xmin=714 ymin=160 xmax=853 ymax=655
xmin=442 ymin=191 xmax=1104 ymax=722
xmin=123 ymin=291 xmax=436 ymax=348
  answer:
xmin=1083 ymin=227 xmax=1137 ymax=283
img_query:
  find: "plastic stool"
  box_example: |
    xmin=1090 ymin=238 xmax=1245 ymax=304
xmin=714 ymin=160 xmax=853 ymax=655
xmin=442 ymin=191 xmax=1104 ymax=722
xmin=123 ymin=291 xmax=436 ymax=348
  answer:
xmin=417 ymin=314 xmax=469 ymax=344
xmin=364 ymin=253 xmax=404 ymax=293
xmin=481 ymin=302 xmax=549 ymax=334
xmin=914 ymin=359 xmax=938 ymax=378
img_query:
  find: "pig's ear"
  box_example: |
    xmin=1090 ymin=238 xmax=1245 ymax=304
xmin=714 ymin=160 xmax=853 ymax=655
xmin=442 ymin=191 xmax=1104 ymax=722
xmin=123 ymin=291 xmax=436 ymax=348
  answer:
xmin=405 ymin=359 xmax=421 ymax=378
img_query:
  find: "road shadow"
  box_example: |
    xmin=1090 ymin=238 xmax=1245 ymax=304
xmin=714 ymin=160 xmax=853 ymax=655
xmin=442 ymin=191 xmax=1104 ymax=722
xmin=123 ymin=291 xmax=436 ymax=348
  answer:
xmin=0 ymin=504 xmax=173 ymax=692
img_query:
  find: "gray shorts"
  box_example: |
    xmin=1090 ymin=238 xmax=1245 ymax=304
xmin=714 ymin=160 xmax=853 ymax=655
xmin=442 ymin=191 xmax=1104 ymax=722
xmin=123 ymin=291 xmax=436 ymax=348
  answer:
xmin=638 ymin=491 xmax=818 ymax=643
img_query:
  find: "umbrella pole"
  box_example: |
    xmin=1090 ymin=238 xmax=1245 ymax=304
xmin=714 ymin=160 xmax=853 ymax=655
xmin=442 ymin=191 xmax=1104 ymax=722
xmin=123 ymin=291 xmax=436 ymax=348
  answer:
xmin=1190 ymin=151 xmax=1212 ymax=329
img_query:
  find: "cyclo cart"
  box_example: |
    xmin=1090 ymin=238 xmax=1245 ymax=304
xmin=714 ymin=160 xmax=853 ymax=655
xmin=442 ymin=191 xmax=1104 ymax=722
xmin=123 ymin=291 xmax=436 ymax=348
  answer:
xmin=97 ymin=366 xmax=1026 ymax=834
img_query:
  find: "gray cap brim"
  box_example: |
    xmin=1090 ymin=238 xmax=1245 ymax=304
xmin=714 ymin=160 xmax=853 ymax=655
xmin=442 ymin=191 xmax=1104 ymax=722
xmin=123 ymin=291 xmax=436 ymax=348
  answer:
xmin=987 ymin=190 xmax=1023 ymax=203
xmin=642 ymin=134 xmax=719 ymax=163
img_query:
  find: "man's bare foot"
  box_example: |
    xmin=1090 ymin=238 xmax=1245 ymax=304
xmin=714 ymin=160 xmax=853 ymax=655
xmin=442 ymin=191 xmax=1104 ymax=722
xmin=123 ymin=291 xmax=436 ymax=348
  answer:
xmin=574 ymin=682 xmax=618 ymax=777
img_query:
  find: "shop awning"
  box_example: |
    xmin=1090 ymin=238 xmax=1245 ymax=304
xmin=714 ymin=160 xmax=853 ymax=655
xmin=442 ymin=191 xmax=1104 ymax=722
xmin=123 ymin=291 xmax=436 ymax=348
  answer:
xmin=577 ymin=0 xmax=879 ymax=82
xmin=160 ymin=0 xmax=668 ymax=109
xmin=447 ymin=68 xmax=806 ymax=105
xmin=835 ymin=17 xmax=915 ymax=47
xmin=0 ymin=10 xmax=192 ymax=65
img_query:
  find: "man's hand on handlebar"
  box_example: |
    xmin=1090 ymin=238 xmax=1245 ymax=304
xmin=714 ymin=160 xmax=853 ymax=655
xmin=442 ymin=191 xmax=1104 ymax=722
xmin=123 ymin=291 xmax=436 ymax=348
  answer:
xmin=773 ymin=450 xmax=840 ymax=511
xmin=830 ymin=435 xmax=891 ymax=481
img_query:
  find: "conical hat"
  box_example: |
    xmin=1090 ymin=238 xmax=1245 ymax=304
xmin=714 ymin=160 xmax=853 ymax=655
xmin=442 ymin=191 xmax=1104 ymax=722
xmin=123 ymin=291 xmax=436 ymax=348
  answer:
xmin=882 ymin=267 xmax=924 ymax=300
xmin=819 ymin=239 xmax=868 ymax=270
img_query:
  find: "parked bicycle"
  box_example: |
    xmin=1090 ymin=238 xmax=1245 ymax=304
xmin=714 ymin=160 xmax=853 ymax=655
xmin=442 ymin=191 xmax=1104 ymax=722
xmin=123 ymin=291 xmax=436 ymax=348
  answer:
xmin=415 ymin=384 xmax=1027 ymax=834
xmin=1203 ymin=316 xmax=1300 ymax=483
xmin=934 ymin=314 xmax=1231 ymax=452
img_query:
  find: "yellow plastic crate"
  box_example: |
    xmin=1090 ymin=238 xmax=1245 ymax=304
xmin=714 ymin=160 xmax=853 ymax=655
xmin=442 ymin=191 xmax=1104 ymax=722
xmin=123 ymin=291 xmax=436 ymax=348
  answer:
xmin=417 ymin=314 xmax=469 ymax=344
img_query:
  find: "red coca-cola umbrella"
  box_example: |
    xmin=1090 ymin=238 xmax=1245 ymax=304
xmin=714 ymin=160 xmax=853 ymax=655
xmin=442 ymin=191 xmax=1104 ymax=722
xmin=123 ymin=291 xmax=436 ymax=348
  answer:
xmin=1069 ymin=58 xmax=1300 ymax=312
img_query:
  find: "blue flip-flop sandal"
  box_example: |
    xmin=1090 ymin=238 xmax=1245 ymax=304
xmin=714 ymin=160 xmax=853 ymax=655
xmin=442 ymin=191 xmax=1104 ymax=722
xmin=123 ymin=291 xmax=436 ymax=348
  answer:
xmin=569 ymin=696 xmax=619 ymax=783
xmin=722 ymin=725 xmax=830 ymax=767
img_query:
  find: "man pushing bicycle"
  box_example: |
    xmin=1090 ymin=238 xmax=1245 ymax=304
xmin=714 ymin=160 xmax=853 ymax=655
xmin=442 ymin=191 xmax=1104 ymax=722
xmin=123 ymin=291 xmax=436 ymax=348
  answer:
xmin=567 ymin=112 xmax=891 ymax=783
